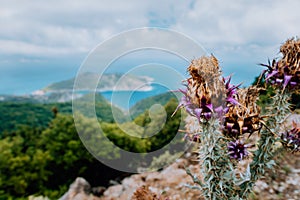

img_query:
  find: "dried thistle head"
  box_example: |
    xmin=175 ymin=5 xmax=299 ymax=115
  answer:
xmin=280 ymin=37 xmax=300 ymax=65
xmin=187 ymin=55 xmax=225 ymax=109
xmin=224 ymin=87 xmax=261 ymax=138
xmin=262 ymin=38 xmax=300 ymax=92
xmin=174 ymin=55 xmax=239 ymax=122
xmin=188 ymin=55 xmax=222 ymax=85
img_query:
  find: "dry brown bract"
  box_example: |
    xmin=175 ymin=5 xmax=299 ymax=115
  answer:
xmin=187 ymin=55 xmax=226 ymax=108
xmin=280 ymin=37 xmax=300 ymax=69
xmin=224 ymin=86 xmax=261 ymax=138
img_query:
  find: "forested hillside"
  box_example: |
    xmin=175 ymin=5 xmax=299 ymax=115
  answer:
xmin=0 ymin=93 xmax=182 ymax=199
xmin=0 ymin=93 xmax=125 ymax=134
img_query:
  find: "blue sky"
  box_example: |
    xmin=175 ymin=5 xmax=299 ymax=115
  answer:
xmin=1 ymin=0 xmax=300 ymax=94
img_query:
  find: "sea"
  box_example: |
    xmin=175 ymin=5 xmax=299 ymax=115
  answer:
xmin=0 ymin=62 xmax=184 ymax=110
xmin=1 ymin=79 xmax=178 ymax=110
xmin=100 ymin=83 xmax=172 ymax=110
xmin=0 ymin=66 xmax=183 ymax=110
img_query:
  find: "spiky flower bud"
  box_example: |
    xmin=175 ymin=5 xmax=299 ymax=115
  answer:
xmin=228 ymin=140 xmax=250 ymax=160
xmin=281 ymin=121 xmax=300 ymax=152
xmin=262 ymin=38 xmax=300 ymax=91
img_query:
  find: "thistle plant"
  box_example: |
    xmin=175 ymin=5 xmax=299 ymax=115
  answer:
xmin=175 ymin=38 xmax=300 ymax=200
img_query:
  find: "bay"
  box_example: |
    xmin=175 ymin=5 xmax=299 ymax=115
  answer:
xmin=100 ymin=83 xmax=170 ymax=110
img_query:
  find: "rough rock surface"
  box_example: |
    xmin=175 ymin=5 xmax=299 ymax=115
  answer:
xmin=59 ymin=177 xmax=100 ymax=200
xmin=99 ymin=158 xmax=201 ymax=200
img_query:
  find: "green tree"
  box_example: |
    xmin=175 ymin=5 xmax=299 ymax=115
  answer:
xmin=0 ymin=126 xmax=51 ymax=198
xmin=40 ymin=114 xmax=119 ymax=193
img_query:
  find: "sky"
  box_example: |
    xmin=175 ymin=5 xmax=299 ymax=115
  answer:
xmin=1 ymin=0 xmax=300 ymax=94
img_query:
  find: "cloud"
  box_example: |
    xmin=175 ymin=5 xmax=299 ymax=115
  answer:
xmin=0 ymin=0 xmax=193 ymax=58
xmin=0 ymin=0 xmax=299 ymax=73
xmin=173 ymin=0 xmax=300 ymax=45
xmin=168 ymin=0 xmax=300 ymax=84
xmin=170 ymin=0 xmax=300 ymax=65
xmin=0 ymin=1 xmax=144 ymax=56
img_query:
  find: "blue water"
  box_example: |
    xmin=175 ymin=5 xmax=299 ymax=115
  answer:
xmin=100 ymin=83 xmax=170 ymax=110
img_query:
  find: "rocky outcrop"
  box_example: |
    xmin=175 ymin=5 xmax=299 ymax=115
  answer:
xmin=59 ymin=177 xmax=102 ymax=200
xmin=99 ymin=158 xmax=201 ymax=200
xmin=61 ymin=140 xmax=300 ymax=200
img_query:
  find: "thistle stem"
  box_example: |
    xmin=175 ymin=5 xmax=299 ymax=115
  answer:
xmin=198 ymin=118 xmax=234 ymax=200
xmin=239 ymin=90 xmax=291 ymax=198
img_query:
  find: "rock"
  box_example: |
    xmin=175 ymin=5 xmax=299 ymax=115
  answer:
xmin=103 ymin=185 xmax=123 ymax=198
xmin=99 ymin=158 xmax=201 ymax=200
xmin=28 ymin=196 xmax=50 ymax=200
xmin=59 ymin=177 xmax=100 ymax=200
xmin=91 ymin=186 xmax=106 ymax=197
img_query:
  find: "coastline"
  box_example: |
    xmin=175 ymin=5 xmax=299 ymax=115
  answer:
xmin=40 ymin=84 xmax=154 ymax=95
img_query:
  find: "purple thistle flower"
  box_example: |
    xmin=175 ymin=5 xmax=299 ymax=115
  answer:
xmin=281 ymin=122 xmax=300 ymax=151
xmin=223 ymin=76 xmax=241 ymax=106
xmin=290 ymin=81 xmax=297 ymax=87
xmin=193 ymin=108 xmax=202 ymax=121
xmin=226 ymin=97 xmax=240 ymax=106
xmin=228 ymin=140 xmax=249 ymax=160
xmin=214 ymin=106 xmax=224 ymax=117
xmin=172 ymin=86 xmax=213 ymax=121
xmin=192 ymin=134 xmax=201 ymax=142
xmin=186 ymin=106 xmax=196 ymax=116
xmin=203 ymin=112 xmax=212 ymax=120
xmin=214 ymin=106 xmax=229 ymax=118
xmin=226 ymin=122 xmax=234 ymax=132
xmin=178 ymin=88 xmax=188 ymax=96
xmin=262 ymin=62 xmax=299 ymax=90
xmin=261 ymin=38 xmax=300 ymax=91
xmin=183 ymin=132 xmax=201 ymax=143
xmin=274 ymin=78 xmax=282 ymax=84
xmin=224 ymin=76 xmax=241 ymax=91
xmin=172 ymin=96 xmax=187 ymax=117
xmin=205 ymin=103 xmax=213 ymax=112
xmin=283 ymin=74 xmax=292 ymax=89
xmin=265 ymin=70 xmax=278 ymax=80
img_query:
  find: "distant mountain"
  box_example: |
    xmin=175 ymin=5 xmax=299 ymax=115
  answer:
xmin=44 ymin=72 xmax=153 ymax=92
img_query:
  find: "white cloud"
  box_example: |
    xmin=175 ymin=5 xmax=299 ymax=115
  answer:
xmin=172 ymin=0 xmax=300 ymax=47
xmin=0 ymin=39 xmax=82 ymax=56
xmin=169 ymin=0 xmax=300 ymax=83
xmin=0 ymin=0 xmax=193 ymax=57
xmin=0 ymin=1 xmax=146 ymax=56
